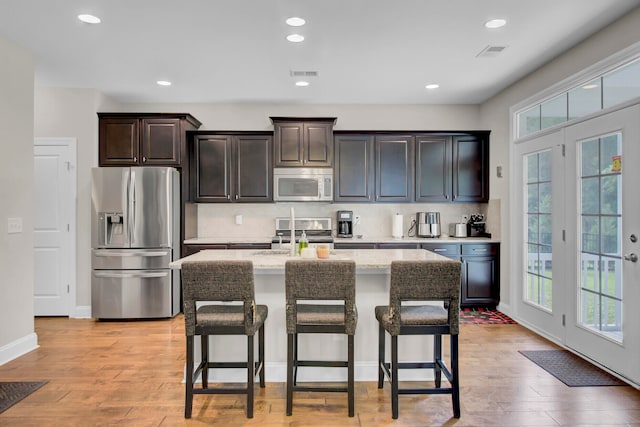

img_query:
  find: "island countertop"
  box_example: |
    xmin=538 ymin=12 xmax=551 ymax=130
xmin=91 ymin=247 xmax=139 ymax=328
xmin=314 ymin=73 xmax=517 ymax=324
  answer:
xmin=170 ymin=248 xmax=451 ymax=271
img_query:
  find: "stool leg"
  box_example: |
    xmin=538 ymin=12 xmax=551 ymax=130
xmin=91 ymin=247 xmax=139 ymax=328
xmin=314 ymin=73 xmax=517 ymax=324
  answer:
xmin=200 ymin=335 xmax=209 ymax=388
xmin=378 ymin=323 xmax=385 ymax=389
xmin=259 ymin=322 xmax=266 ymax=388
xmin=286 ymin=333 xmax=294 ymax=416
xmin=391 ymin=335 xmax=399 ymax=420
xmin=247 ymin=335 xmax=255 ymax=418
xmin=293 ymin=333 xmax=299 ymax=386
xmin=348 ymin=334 xmax=355 ymax=417
xmin=434 ymin=334 xmax=442 ymax=388
xmin=185 ymin=335 xmax=194 ymax=419
xmin=451 ymin=334 xmax=460 ymax=418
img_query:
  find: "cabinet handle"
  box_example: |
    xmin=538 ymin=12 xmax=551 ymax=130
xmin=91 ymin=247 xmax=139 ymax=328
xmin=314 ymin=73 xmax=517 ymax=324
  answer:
xmin=235 ymin=194 xmax=239 ymax=200
xmin=142 ymin=156 xmax=147 ymax=163
xmin=445 ymin=194 xmax=449 ymax=200
xmin=133 ymin=156 xmax=137 ymax=162
xmin=473 ymin=248 xmax=488 ymax=252
xmin=433 ymin=248 xmax=447 ymax=252
xmin=227 ymin=195 xmax=231 ymax=200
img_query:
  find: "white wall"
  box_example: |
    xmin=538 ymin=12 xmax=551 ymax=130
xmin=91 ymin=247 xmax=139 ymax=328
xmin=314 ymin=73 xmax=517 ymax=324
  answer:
xmin=480 ymin=7 xmax=640 ymax=310
xmin=33 ymin=88 xmax=120 ymax=311
xmin=0 ymin=36 xmax=37 ymax=363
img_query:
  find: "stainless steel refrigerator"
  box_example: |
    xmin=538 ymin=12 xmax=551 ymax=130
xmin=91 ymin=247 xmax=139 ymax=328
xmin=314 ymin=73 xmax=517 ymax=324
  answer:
xmin=91 ymin=167 xmax=180 ymax=319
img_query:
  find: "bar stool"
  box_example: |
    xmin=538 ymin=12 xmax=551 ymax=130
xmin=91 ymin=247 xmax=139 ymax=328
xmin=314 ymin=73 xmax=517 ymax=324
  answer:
xmin=181 ymin=260 xmax=268 ymax=419
xmin=284 ymin=259 xmax=357 ymax=417
xmin=375 ymin=259 xmax=462 ymax=419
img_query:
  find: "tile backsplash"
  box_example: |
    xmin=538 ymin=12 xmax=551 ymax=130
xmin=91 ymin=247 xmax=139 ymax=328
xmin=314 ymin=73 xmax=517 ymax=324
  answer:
xmin=193 ymin=201 xmax=499 ymax=239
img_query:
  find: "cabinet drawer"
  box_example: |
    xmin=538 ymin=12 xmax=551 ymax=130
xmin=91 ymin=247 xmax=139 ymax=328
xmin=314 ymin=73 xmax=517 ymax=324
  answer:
xmin=421 ymin=243 xmax=460 ymax=257
xmin=461 ymin=243 xmax=497 ymax=256
xmin=334 ymin=242 xmax=376 ymax=249
xmin=377 ymin=243 xmax=420 ymax=249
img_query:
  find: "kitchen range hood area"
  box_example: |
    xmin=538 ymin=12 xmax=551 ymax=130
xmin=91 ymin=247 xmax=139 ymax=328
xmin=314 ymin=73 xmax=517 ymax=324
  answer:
xmin=96 ymin=113 xmax=499 ymax=317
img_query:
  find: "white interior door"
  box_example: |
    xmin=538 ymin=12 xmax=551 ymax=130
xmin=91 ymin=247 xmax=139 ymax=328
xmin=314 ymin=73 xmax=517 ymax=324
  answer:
xmin=564 ymin=105 xmax=640 ymax=385
xmin=33 ymin=138 xmax=76 ymax=316
xmin=513 ymin=130 xmax=565 ymax=342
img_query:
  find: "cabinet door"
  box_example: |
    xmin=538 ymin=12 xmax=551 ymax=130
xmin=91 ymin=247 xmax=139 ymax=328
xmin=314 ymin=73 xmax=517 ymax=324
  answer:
xmin=141 ymin=118 xmax=181 ymax=165
xmin=334 ymin=134 xmax=374 ymax=202
xmin=461 ymin=255 xmax=498 ymax=306
xmin=421 ymin=243 xmax=460 ymax=257
xmin=416 ymin=136 xmax=452 ymax=202
xmin=192 ymin=136 xmax=232 ymax=202
xmin=274 ymin=122 xmax=303 ymax=166
xmin=375 ymin=135 xmax=414 ymax=202
xmin=99 ymin=117 xmax=140 ymax=166
xmin=235 ymin=135 xmax=273 ymax=202
xmin=304 ymin=122 xmax=333 ymax=166
xmin=452 ymin=134 xmax=489 ymax=202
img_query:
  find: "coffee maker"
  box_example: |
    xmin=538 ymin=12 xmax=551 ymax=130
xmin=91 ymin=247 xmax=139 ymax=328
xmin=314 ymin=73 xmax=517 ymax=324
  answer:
xmin=337 ymin=210 xmax=353 ymax=238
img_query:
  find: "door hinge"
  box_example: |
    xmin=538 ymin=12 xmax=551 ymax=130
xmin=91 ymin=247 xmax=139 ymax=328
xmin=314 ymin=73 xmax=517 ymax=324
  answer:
xmin=65 ymin=161 xmax=71 ymax=171
xmin=562 ymin=229 xmax=566 ymax=241
xmin=562 ymin=314 xmax=566 ymax=326
xmin=67 ymin=224 xmax=70 ymax=232
xmin=561 ymin=144 xmax=566 ymax=157
xmin=67 ymin=284 xmax=70 ymax=293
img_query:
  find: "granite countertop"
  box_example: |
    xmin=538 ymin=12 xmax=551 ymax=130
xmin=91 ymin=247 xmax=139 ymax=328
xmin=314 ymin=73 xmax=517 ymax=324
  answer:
xmin=170 ymin=248 xmax=451 ymax=271
xmin=185 ymin=235 xmax=500 ymax=245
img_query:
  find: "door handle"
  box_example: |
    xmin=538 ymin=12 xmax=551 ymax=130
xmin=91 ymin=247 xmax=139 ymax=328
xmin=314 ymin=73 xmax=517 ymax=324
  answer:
xmin=624 ymin=253 xmax=638 ymax=263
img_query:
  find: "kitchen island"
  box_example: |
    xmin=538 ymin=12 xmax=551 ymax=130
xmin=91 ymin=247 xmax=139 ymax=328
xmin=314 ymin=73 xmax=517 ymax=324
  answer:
xmin=171 ymin=249 xmax=455 ymax=382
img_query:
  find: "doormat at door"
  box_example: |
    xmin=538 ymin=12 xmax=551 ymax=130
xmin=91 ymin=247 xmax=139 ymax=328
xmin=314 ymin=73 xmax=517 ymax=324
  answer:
xmin=460 ymin=308 xmax=517 ymax=324
xmin=519 ymin=350 xmax=627 ymax=387
xmin=0 ymin=381 xmax=48 ymax=414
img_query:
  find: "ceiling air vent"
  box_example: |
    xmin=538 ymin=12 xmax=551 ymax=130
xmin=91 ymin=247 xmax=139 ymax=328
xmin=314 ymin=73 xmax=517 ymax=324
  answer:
xmin=290 ymin=70 xmax=319 ymax=77
xmin=476 ymin=45 xmax=507 ymax=58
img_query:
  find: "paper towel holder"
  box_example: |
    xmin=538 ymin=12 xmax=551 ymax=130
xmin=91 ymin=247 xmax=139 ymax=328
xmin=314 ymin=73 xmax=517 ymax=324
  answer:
xmin=392 ymin=213 xmax=404 ymax=239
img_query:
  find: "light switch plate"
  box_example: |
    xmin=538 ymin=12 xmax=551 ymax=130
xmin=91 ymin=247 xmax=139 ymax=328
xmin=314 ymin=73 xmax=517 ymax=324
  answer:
xmin=8 ymin=217 xmax=22 ymax=234
xmin=235 ymin=214 xmax=243 ymax=225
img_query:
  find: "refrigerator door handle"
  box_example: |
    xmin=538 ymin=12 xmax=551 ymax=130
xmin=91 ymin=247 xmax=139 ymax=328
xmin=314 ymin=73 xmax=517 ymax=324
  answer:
xmin=129 ymin=169 xmax=136 ymax=240
xmin=94 ymin=271 xmax=169 ymax=279
xmin=93 ymin=250 xmax=170 ymax=257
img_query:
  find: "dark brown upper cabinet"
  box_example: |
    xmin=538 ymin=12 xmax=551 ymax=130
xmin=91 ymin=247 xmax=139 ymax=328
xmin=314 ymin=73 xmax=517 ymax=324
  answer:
xmin=98 ymin=113 xmax=201 ymax=167
xmin=334 ymin=134 xmax=375 ymax=202
xmin=271 ymin=117 xmax=336 ymax=167
xmin=190 ymin=132 xmax=272 ymax=203
xmin=416 ymin=132 xmax=489 ymax=203
xmin=375 ymin=135 xmax=415 ymax=202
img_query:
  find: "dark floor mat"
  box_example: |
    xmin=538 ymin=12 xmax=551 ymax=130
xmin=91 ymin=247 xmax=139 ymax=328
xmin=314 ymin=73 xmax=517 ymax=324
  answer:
xmin=460 ymin=308 xmax=517 ymax=324
xmin=519 ymin=350 xmax=627 ymax=387
xmin=0 ymin=381 xmax=48 ymax=414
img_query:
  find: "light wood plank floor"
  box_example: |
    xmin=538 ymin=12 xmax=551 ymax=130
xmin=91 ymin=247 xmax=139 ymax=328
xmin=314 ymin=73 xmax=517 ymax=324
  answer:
xmin=1 ymin=316 xmax=639 ymax=426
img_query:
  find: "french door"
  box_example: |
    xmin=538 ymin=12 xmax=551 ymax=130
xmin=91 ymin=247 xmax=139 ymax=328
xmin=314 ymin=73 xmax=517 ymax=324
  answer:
xmin=564 ymin=105 xmax=640 ymax=385
xmin=514 ymin=130 xmax=565 ymax=342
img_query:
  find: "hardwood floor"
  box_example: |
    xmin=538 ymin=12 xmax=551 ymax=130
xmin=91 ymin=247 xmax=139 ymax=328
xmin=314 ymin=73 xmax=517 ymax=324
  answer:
xmin=1 ymin=316 xmax=639 ymax=426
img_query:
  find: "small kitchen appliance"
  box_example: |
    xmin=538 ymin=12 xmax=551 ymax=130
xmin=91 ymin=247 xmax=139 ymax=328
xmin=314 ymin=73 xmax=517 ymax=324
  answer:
xmin=337 ymin=210 xmax=354 ymax=238
xmin=467 ymin=213 xmax=490 ymax=237
xmin=417 ymin=212 xmax=441 ymax=238
xmin=449 ymin=223 xmax=468 ymax=238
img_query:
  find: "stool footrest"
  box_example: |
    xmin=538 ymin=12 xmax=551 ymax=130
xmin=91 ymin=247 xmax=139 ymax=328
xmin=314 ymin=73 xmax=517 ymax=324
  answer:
xmin=193 ymin=387 xmax=249 ymax=395
xmin=399 ymin=387 xmax=453 ymax=395
xmin=293 ymin=385 xmax=348 ymax=393
xmin=295 ymin=360 xmax=348 ymax=368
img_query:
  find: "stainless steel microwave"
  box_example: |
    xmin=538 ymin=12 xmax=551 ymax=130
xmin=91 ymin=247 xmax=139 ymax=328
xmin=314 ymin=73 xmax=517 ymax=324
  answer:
xmin=273 ymin=168 xmax=333 ymax=202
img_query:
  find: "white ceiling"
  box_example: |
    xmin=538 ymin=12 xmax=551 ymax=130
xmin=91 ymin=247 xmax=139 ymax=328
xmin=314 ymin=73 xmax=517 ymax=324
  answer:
xmin=1 ymin=0 xmax=639 ymax=104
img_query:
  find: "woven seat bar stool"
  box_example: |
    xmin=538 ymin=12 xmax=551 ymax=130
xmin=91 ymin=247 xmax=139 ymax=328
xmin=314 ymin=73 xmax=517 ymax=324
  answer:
xmin=181 ymin=260 xmax=268 ymax=419
xmin=375 ymin=259 xmax=462 ymax=419
xmin=284 ymin=259 xmax=358 ymax=417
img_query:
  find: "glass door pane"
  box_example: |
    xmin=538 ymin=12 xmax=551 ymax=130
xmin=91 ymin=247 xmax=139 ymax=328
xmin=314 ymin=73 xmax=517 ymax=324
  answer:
xmin=525 ymin=150 xmax=553 ymax=310
xmin=578 ymin=134 xmax=623 ymax=341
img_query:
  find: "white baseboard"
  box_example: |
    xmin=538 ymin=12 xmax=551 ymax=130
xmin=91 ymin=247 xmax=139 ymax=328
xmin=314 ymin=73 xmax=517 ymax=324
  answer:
xmin=0 ymin=333 xmax=39 ymax=366
xmin=73 ymin=306 xmax=92 ymax=319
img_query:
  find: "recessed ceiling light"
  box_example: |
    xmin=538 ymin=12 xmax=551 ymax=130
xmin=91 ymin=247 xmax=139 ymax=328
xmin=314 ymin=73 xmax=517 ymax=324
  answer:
xmin=77 ymin=14 xmax=101 ymax=24
xmin=286 ymin=34 xmax=305 ymax=43
xmin=485 ymin=18 xmax=506 ymax=29
xmin=295 ymin=81 xmax=310 ymax=87
xmin=286 ymin=17 xmax=306 ymax=27
xmin=582 ymin=84 xmax=599 ymax=89
xmin=157 ymin=80 xmax=172 ymax=86
xmin=425 ymin=84 xmax=439 ymax=90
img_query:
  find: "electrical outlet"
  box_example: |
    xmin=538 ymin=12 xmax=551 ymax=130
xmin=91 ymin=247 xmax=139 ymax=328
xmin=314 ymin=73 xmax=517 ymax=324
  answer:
xmin=354 ymin=215 xmax=361 ymax=225
xmin=8 ymin=217 xmax=22 ymax=234
xmin=462 ymin=215 xmax=469 ymax=223
xmin=235 ymin=214 xmax=243 ymax=225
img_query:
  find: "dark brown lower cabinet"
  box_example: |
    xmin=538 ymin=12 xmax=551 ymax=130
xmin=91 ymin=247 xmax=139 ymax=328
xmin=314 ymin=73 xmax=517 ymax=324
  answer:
xmin=422 ymin=242 xmax=500 ymax=307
